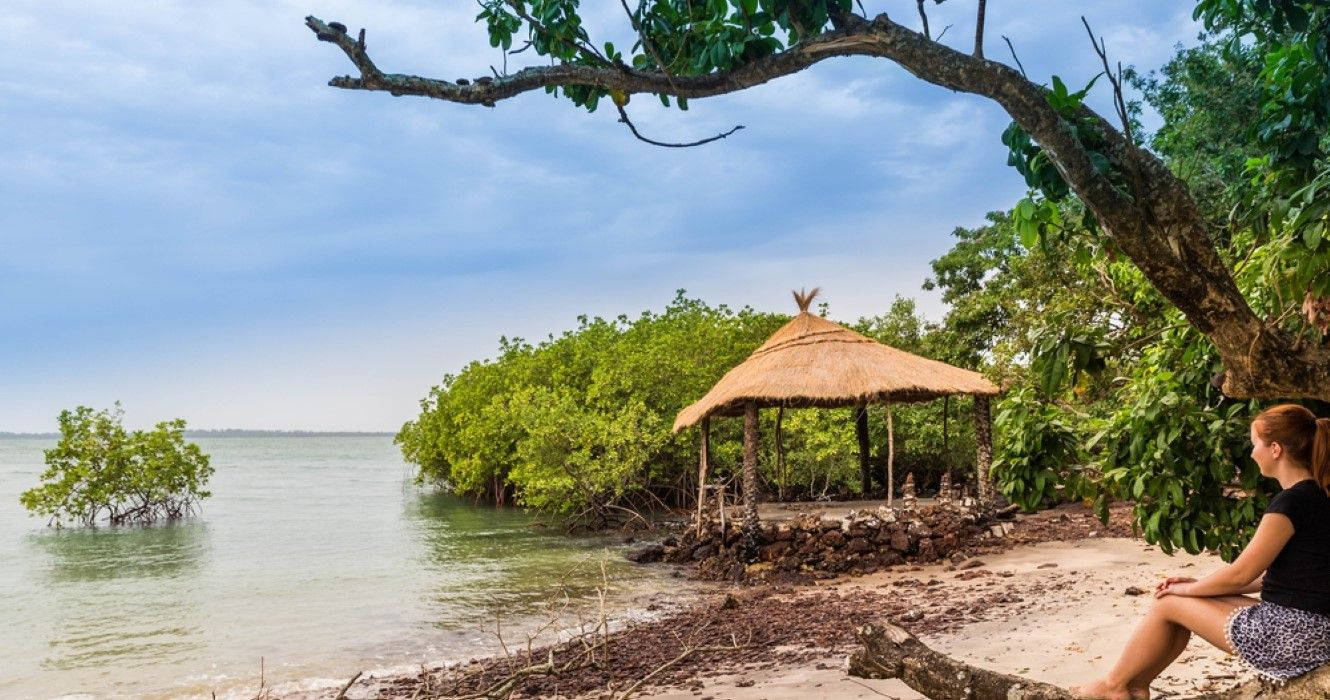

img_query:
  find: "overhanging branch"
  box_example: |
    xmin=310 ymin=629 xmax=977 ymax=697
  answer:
xmin=304 ymin=12 xmax=1330 ymax=401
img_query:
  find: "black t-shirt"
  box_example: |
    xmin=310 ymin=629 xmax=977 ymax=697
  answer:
xmin=1261 ymin=479 xmax=1330 ymax=614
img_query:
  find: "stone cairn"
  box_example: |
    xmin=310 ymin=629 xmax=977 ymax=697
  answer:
xmin=936 ymin=473 xmax=953 ymax=505
xmin=900 ymin=472 xmax=917 ymax=512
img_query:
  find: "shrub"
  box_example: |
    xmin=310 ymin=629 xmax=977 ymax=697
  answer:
xmin=20 ymin=405 xmax=213 ymax=527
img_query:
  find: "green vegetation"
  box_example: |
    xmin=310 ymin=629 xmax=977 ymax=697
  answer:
xmin=397 ymin=294 xmax=976 ymax=526
xmin=20 ymin=405 xmax=213 ymax=528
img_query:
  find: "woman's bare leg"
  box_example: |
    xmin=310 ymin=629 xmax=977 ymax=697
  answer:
xmin=1125 ymin=595 xmax=1256 ymax=696
xmin=1124 ymin=624 xmax=1189 ymax=698
xmin=1074 ymin=595 xmax=1257 ymax=699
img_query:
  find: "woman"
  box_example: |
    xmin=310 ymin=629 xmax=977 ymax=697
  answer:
xmin=1076 ymin=404 xmax=1330 ymax=700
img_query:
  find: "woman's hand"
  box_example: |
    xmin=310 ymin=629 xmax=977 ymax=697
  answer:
xmin=1155 ymin=576 xmax=1197 ymax=598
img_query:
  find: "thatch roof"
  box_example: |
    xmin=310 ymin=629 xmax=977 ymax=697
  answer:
xmin=672 ymin=289 xmax=1000 ymax=432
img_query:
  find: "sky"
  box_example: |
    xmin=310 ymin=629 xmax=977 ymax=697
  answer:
xmin=1 ymin=1 xmax=1201 ymax=432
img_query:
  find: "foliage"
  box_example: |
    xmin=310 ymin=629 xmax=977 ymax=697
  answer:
xmin=990 ymin=386 xmax=1087 ymax=513
xmin=19 ymin=405 xmax=213 ymax=528
xmin=1090 ymin=325 xmax=1263 ymax=560
xmin=476 ymin=0 xmax=851 ymax=111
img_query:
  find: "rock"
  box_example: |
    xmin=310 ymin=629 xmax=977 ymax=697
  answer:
xmin=692 ymin=544 xmax=716 ymax=561
xmin=662 ymin=535 xmax=678 ymax=546
xmin=959 ymin=558 xmax=985 ymax=570
xmin=626 ymin=544 xmax=665 ymax=563
xmin=734 ymin=679 xmax=755 ymax=687
xmin=760 ymin=541 xmax=791 ymax=561
xmin=847 ymin=537 xmax=873 ymax=554
xmin=821 ymin=530 xmax=846 ymax=547
xmin=1037 ymin=562 xmax=1058 ymax=569
xmin=889 ymin=531 xmax=911 ymax=552
xmin=820 ymin=518 xmax=843 ymax=532
xmin=1124 ymin=586 xmax=1147 ymax=596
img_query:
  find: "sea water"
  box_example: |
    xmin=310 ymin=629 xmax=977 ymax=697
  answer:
xmin=0 ymin=436 xmax=684 ymax=698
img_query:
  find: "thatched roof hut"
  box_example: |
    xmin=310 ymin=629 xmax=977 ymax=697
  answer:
xmin=672 ymin=300 xmax=997 ymax=431
xmin=677 ymin=289 xmax=1000 ymax=553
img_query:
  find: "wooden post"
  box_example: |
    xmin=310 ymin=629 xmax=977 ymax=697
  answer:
xmin=776 ymin=406 xmax=786 ymax=502
xmin=855 ymin=404 xmax=871 ymax=495
xmin=885 ymin=403 xmax=895 ymax=507
xmin=942 ymin=395 xmax=950 ymax=465
xmin=742 ymin=401 xmax=761 ymax=560
xmin=975 ymin=395 xmax=993 ymax=503
xmin=695 ymin=416 xmax=710 ymax=532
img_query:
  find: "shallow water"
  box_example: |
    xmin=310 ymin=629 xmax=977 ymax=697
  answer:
xmin=0 ymin=436 xmax=682 ymax=698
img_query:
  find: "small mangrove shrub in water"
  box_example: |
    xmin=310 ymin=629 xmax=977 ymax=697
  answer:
xmin=20 ymin=405 xmax=213 ymax=527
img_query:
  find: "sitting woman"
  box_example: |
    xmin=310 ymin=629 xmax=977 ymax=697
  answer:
xmin=1076 ymin=404 xmax=1330 ymax=700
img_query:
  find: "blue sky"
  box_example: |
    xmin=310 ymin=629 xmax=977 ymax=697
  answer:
xmin=1 ymin=1 xmax=1200 ymax=432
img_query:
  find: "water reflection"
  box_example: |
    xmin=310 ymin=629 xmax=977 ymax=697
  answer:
xmin=27 ymin=522 xmax=209 ymax=671
xmin=403 ymin=489 xmax=637 ymax=629
xmin=30 ymin=520 xmax=209 ymax=582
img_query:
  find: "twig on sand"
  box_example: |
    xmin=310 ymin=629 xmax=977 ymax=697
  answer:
xmin=334 ymin=670 xmax=363 ymax=699
xmin=615 ymin=637 xmax=757 ymax=700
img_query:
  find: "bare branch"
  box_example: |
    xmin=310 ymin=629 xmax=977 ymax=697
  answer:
xmin=614 ymin=104 xmax=743 ymax=147
xmin=974 ymin=0 xmax=987 ymax=57
xmin=1002 ymin=35 xmax=1027 ymax=78
xmin=1081 ymin=16 xmax=1133 ymax=147
xmin=916 ymin=0 xmax=931 ymax=39
xmin=935 ymin=24 xmax=953 ymax=42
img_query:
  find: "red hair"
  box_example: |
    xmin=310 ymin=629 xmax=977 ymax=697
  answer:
xmin=1255 ymin=404 xmax=1330 ymax=494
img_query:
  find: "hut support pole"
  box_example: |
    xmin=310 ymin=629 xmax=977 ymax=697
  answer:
xmin=695 ymin=417 xmax=710 ymax=532
xmin=776 ymin=407 xmax=786 ymax=502
xmin=855 ymin=404 xmax=872 ymax=495
xmin=885 ymin=404 xmax=895 ymax=506
xmin=975 ymin=395 xmax=993 ymax=503
xmin=742 ymin=401 xmax=761 ymax=560
xmin=942 ymin=396 xmax=950 ymax=473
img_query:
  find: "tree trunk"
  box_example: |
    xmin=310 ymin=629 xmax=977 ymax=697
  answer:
xmin=742 ymin=402 xmax=760 ymax=560
xmin=855 ymin=404 xmax=872 ymax=496
xmin=848 ymin=621 xmax=1330 ymax=699
xmin=975 ymin=395 xmax=993 ymax=504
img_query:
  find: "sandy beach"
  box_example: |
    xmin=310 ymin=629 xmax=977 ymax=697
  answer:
xmin=636 ymin=538 xmax=1253 ymax=699
xmin=347 ymin=504 xmax=1259 ymax=699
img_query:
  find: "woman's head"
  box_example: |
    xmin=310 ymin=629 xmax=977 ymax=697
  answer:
xmin=1251 ymin=404 xmax=1330 ymax=488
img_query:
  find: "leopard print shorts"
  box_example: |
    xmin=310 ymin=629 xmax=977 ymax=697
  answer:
xmin=1225 ymin=601 xmax=1330 ymax=682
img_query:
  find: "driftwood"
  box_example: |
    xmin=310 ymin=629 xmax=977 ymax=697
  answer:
xmin=846 ymin=621 xmax=1330 ymax=699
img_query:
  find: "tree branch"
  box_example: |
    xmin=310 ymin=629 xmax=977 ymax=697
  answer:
xmin=915 ymin=0 xmax=931 ymax=39
xmin=614 ymin=104 xmax=744 ymax=148
xmin=974 ymin=0 xmax=987 ymax=57
xmin=1002 ymin=35 xmax=1027 ymax=78
xmin=1081 ymin=16 xmax=1133 ymax=147
xmin=304 ymin=12 xmax=1330 ymax=401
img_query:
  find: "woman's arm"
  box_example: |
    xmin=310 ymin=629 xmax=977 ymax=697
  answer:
xmin=1236 ymin=575 xmax=1264 ymax=594
xmin=1162 ymin=514 xmax=1291 ymax=598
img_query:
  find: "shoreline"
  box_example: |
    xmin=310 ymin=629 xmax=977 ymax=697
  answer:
xmin=313 ymin=501 xmax=1256 ymax=699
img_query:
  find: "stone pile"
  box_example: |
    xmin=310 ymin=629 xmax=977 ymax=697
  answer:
xmin=645 ymin=498 xmax=1013 ymax=579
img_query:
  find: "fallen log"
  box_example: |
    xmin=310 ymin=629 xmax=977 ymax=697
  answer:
xmin=846 ymin=622 xmax=1071 ymax=699
xmin=846 ymin=621 xmax=1330 ymax=699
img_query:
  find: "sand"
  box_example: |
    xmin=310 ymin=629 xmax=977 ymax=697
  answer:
xmin=635 ymin=538 xmax=1254 ymax=699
